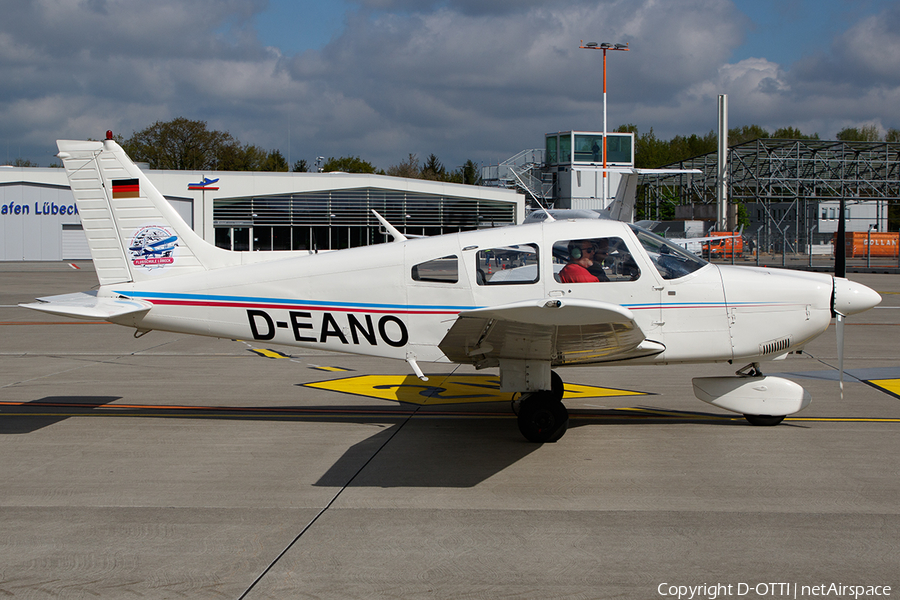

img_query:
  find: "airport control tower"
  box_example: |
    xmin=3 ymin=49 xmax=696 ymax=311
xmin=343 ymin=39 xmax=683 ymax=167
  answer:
xmin=545 ymin=130 xmax=634 ymax=210
xmin=482 ymin=130 xmax=635 ymax=211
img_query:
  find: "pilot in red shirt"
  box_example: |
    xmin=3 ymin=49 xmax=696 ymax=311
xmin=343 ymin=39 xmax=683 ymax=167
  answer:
xmin=559 ymin=240 xmax=609 ymax=283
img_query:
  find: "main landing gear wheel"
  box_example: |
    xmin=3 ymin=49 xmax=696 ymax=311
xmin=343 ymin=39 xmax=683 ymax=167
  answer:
xmin=743 ymin=414 xmax=786 ymax=426
xmin=516 ymin=371 xmax=568 ymax=443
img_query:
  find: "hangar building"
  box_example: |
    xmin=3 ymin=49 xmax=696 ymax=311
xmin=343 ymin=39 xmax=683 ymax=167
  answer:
xmin=0 ymin=165 xmax=523 ymax=261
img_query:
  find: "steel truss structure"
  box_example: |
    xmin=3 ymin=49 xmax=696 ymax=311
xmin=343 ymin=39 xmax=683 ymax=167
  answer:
xmin=640 ymin=139 xmax=900 ymax=248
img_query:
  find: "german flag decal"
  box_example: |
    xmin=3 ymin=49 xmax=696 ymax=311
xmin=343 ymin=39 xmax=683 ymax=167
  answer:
xmin=112 ymin=178 xmax=139 ymax=199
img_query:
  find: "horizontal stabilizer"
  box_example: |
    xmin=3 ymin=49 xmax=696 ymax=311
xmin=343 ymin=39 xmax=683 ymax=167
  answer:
xmin=19 ymin=291 xmax=152 ymax=321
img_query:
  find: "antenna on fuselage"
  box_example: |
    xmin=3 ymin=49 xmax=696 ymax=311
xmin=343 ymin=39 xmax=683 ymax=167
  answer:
xmin=509 ymin=169 xmax=554 ymax=222
xmin=371 ymin=210 xmax=408 ymax=242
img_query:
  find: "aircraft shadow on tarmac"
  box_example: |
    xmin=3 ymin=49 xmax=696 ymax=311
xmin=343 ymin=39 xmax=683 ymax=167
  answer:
xmin=312 ymin=408 xmax=760 ymax=488
xmin=0 ymin=396 xmax=122 ymax=434
xmin=0 ymin=395 xmax=759 ymax=487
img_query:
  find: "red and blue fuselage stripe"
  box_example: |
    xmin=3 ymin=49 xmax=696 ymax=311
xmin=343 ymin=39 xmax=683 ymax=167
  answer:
xmin=114 ymin=290 xmax=473 ymax=315
xmin=116 ymin=291 xmax=793 ymax=315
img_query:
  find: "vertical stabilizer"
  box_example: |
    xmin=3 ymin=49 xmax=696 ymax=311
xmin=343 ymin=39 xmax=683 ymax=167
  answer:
xmin=605 ymin=171 xmax=639 ymax=222
xmin=57 ymin=138 xmax=231 ymax=285
xmin=604 ymin=168 xmax=703 ymax=224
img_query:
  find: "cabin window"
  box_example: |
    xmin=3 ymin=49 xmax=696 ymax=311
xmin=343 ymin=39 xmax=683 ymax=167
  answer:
xmin=475 ymin=244 xmax=539 ymax=285
xmin=552 ymin=237 xmax=640 ymax=283
xmin=411 ymin=255 xmax=459 ymax=283
xmin=630 ymin=225 xmax=707 ymax=280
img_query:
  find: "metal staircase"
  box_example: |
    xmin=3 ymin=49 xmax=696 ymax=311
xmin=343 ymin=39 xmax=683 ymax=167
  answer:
xmin=482 ymin=149 xmax=554 ymax=204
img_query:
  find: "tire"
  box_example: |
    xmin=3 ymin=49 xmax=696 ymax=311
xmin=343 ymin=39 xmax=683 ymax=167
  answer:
xmin=744 ymin=414 xmax=786 ymax=426
xmin=518 ymin=394 xmax=568 ymax=443
xmin=550 ymin=370 xmax=564 ymax=401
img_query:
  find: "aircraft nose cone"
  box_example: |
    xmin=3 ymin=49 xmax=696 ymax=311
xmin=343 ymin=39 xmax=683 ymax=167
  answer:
xmin=833 ymin=277 xmax=882 ymax=316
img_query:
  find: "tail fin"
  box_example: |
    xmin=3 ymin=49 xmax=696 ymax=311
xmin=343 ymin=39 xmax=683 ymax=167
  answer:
xmin=605 ymin=172 xmax=639 ymax=222
xmin=605 ymin=168 xmax=704 ymax=224
xmin=56 ymin=137 xmax=232 ymax=285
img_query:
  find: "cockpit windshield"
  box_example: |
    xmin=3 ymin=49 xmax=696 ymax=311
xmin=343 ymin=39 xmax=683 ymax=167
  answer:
xmin=629 ymin=225 xmax=708 ymax=280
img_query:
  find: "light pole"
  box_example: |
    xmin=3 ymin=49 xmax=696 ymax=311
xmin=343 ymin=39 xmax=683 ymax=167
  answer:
xmin=580 ymin=40 xmax=629 ymax=203
xmin=867 ymin=223 xmax=877 ymax=268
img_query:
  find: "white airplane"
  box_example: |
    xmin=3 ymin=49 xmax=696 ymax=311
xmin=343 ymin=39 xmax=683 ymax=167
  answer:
xmin=21 ymin=136 xmax=882 ymax=443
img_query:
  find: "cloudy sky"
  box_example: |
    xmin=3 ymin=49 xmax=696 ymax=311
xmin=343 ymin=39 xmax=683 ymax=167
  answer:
xmin=2 ymin=0 xmax=899 ymax=169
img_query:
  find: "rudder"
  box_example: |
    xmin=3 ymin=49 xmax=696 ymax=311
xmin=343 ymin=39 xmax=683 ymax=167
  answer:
xmin=57 ymin=136 xmax=231 ymax=285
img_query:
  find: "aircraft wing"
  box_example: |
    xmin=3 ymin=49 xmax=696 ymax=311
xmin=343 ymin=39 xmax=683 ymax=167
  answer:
xmin=19 ymin=291 xmax=152 ymax=321
xmin=438 ymin=298 xmax=665 ymax=367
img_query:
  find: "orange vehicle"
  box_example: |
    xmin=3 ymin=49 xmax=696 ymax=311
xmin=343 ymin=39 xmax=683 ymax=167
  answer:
xmin=833 ymin=232 xmax=899 ymax=258
xmin=702 ymin=232 xmax=743 ymax=258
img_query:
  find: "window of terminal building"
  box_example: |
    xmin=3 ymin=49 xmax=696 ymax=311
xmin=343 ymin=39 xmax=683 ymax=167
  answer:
xmin=546 ymin=136 xmax=558 ymax=165
xmin=605 ymin=134 xmax=632 ymax=163
xmin=574 ymin=135 xmax=603 ymax=163
xmin=213 ymin=189 xmax=516 ymax=251
xmin=559 ymin=135 xmax=571 ymax=164
xmin=573 ymin=134 xmax=632 ymax=164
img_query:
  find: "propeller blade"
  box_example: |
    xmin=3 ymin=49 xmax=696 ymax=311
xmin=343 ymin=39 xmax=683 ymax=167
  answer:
xmin=834 ymin=197 xmax=847 ymax=400
xmin=831 ymin=277 xmax=880 ymax=401
xmin=836 ymin=313 xmax=845 ymax=401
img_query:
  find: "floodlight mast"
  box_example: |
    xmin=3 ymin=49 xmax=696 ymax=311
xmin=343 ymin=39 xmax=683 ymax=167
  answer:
xmin=580 ymin=40 xmax=629 ymax=204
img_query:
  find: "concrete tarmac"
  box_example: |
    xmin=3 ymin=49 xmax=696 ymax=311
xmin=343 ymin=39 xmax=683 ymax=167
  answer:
xmin=1 ymin=262 xmax=898 ymax=599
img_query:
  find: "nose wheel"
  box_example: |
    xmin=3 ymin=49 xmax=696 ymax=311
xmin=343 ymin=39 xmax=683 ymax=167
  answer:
xmin=743 ymin=414 xmax=785 ymax=426
xmin=516 ymin=371 xmax=568 ymax=443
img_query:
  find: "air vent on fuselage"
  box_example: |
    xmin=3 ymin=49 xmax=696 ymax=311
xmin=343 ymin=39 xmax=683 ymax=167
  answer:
xmin=759 ymin=336 xmax=792 ymax=356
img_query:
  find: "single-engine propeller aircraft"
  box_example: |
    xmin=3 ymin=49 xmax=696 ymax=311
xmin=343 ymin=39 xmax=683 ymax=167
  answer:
xmin=21 ymin=134 xmax=882 ymax=442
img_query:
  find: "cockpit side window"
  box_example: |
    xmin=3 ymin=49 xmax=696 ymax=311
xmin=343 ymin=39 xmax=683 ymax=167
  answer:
xmin=552 ymin=237 xmax=640 ymax=283
xmin=630 ymin=225 xmax=707 ymax=280
xmin=475 ymin=244 xmax=539 ymax=285
xmin=411 ymin=255 xmax=459 ymax=283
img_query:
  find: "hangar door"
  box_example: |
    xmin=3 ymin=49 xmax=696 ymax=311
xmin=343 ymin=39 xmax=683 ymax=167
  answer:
xmin=61 ymin=223 xmax=90 ymax=260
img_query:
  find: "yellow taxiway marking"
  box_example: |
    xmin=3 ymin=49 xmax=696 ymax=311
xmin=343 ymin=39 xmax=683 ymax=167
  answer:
xmin=303 ymin=374 xmax=647 ymax=405
xmin=787 ymin=417 xmax=900 ymax=422
xmin=311 ymin=366 xmax=353 ymax=372
xmin=866 ymin=378 xmax=900 ymax=399
xmin=593 ymin=408 xmax=900 ymax=423
xmin=249 ymin=348 xmax=291 ymax=359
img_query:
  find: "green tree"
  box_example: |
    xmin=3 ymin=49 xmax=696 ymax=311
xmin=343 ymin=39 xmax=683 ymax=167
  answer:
xmin=457 ymin=159 xmax=481 ymax=185
xmin=8 ymin=157 xmax=39 ymax=167
xmin=885 ymin=128 xmax=900 ymax=143
xmin=669 ymin=131 xmax=718 ymax=163
xmin=262 ymin=150 xmax=289 ymax=172
xmin=123 ymin=117 xmax=234 ymax=170
xmin=293 ymin=159 xmax=309 ymax=172
xmin=216 ymin=142 xmax=268 ymax=171
xmin=728 ymin=124 xmax=769 ymax=145
xmin=836 ymin=124 xmax=880 ymax=141
xmin=772 ymin=126 xmax=819 ymax=139
xmin=422 ymin=154 xmax=446 ymax=180
xmin=321 ymin=155 xmax=376 ymax=173
xmin=387 ymin=153 xmax=421 ymax=178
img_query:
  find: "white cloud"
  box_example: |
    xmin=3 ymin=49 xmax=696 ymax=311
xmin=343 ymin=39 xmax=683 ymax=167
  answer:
xmin=3 ymin=0 xmax=900 ymax=167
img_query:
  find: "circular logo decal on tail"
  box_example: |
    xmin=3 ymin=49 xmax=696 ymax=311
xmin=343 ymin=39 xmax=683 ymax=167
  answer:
xmin=128 ymin=226 xmax=178 ymax=270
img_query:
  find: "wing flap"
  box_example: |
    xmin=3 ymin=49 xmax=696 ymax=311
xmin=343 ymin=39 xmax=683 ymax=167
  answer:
xmin=458 ymin=298 xmax=634 ymax=326
xmin=19 ymin=291 xmax=152 ymax=320
xmin=439 ymin=298 xmax=664 ymax=367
